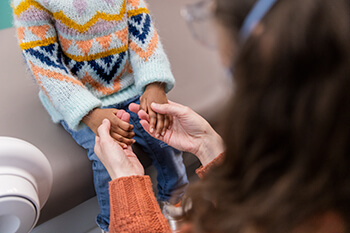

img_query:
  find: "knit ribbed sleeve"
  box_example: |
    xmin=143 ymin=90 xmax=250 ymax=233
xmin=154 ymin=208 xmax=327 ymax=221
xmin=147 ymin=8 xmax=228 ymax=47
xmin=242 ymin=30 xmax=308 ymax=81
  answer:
xmin=127 ymin=0 xmax=175 ymax=94
xmin=109 ymin=175 xmax=171 ymax=233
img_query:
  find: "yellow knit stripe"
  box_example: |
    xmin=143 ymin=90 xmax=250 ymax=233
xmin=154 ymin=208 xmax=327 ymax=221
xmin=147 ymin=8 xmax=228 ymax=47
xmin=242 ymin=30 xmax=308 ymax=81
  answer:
xmin=20 ymin=37 xmax=128 ymax=61
xmin=13 ymin=0 xmax=51 ymax=17
xmin=127 ymin=8 xmax=149 ymax=18
xmin=52 ymin=2 xmax=127 ymax=34
xmin=20 ymin=37 xmax=56 ymax=50
xmin=63 ymin=45 xmax=129 ymax=62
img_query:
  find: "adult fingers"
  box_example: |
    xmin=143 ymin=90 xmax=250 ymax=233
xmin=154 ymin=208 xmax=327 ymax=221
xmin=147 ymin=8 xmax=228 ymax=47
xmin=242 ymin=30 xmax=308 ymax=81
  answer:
xmin=125 ymin=145 xmax=133 ymax=151
xmin=151 ymin=102 xmax=187 ymax=117
xmin=138 ymin=109 xmax=150 ymax=122
xmin=117 ymin=141 xmax=128 ymax=149
xmin=139 ymin=119 xmax=151 ymax=134
xmin=129 ymin=103 xmax=141 ymax=114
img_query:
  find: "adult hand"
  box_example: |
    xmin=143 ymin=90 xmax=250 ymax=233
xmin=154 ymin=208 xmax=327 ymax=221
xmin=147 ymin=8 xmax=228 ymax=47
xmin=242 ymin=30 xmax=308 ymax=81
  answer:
xmin=140 ymin=82 xmax=172 ymax=137
xmin=94 ymin=119 xmax=144 ymax=179
xmin=83 ymin=108 xmax=135 ymax=149
xmin=129 ymin=101 xmax=225 ymax=166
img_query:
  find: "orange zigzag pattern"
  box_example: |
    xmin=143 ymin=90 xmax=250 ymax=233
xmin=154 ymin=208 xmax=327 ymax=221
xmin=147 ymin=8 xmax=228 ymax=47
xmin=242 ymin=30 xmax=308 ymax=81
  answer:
xmin=17 ymin=25 xmax=51 ymax=43
xmin=129 ymin=31 xmax=159 ymax=62
xmin=129 ymin=0 xmax=140 ymax=8
xmin=30 ymin=61 xmax=84 ymax=88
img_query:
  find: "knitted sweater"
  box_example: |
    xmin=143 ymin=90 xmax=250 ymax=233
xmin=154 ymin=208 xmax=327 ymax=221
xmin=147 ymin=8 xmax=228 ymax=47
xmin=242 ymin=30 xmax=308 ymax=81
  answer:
xmin=109 ymin=154 xmax=225 ymax=233
xmin=12 ymin=0 xmax=175 ymax=130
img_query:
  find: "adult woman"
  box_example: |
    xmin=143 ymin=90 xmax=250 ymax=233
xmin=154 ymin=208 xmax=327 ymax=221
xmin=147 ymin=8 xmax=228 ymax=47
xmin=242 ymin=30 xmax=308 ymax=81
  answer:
xmin=95 ymin=0 xmax=350 ymax=232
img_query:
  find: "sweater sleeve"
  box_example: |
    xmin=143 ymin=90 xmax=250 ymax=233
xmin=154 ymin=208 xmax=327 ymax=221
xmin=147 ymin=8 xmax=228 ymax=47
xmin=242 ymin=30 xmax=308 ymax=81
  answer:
xmin=12 ymin=0 xmax=102 ymax=130
xmin=109 ymin=175 xmax=171 ymax=233
xmin=196 ymin=153 xmax=225 ymax=179
xmin=126 ymin=0 xmax=175 ymax=94
xmin=108 ymin=154 xmax=225 ymax=232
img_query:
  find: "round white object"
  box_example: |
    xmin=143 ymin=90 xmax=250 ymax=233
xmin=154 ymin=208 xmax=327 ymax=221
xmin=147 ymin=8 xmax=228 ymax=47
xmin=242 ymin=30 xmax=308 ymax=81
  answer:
xmin=0 ymin=137 xmax=53 ymax=233
xmin=0 ymin=196 xmax=37 ymax=233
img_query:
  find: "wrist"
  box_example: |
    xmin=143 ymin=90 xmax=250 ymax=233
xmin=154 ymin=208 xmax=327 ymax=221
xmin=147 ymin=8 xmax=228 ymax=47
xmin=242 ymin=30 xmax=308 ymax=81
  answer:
xmin=110 ymin=169 xmax=141 ymax=180
xmin=145 ymin=82 xmax=166 ymax=91
xmin=196 ymin=130 xmax=225 ymax=167
xmin=82 ymin=108 xmax=99 ymax=124
xmin=82 ymin=108 xmax=101 ymax=131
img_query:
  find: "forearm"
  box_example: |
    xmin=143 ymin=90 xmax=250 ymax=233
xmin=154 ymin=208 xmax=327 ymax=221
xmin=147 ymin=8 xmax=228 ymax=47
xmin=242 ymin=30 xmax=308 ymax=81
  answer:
xmin=109 ymin=176 xmax=171 ymax=233
xmin=196 ymin=127 xmax=225 ymax=167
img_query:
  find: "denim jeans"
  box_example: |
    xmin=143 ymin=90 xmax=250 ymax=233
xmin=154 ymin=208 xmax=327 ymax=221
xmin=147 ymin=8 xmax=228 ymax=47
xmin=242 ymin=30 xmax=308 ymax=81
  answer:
xmin=61 ymin=96 xmax=189 ymax=231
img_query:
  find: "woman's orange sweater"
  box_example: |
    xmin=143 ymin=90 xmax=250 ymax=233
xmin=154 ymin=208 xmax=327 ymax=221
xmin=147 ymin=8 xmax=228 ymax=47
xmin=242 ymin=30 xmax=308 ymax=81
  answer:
xmin=108 ymin=154 xmax=224 ymax=233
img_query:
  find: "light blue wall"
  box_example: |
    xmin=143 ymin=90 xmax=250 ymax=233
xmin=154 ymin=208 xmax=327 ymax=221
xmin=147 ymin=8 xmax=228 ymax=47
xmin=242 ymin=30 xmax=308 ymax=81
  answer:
xmin=0 ymin=0 xmax=13 ymax=30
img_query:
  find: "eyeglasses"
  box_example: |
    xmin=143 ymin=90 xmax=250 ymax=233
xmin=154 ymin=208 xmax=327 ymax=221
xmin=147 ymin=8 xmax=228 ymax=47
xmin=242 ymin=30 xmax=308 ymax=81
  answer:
xmin=182 ymin=0 xmax=279 ymax=47
xmin=181 ymin=0 xmax=218 ymax=49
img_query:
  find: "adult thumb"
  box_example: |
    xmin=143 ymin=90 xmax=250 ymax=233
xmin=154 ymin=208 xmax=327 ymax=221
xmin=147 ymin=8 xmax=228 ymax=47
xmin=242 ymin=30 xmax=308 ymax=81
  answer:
xmin=151 ymin=102 xmax=185 ymax=117
xmin=97 ymin=119 xmax=111 ymax=138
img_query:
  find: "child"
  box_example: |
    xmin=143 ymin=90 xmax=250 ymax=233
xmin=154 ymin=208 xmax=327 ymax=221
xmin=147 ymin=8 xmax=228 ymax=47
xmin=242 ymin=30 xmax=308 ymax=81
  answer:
xmin=12 ymin=0 xmax=189 ymax=231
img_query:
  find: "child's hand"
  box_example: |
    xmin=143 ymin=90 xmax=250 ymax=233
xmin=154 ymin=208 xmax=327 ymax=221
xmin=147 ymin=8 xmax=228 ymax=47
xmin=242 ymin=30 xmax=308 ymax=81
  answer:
xmin=82 ymin=108 xmax=135 ymax=148
xmin=94 ymin=119 xmax=144 ymax=179
xmin=140 ymin=82 xmax=172 ymax=137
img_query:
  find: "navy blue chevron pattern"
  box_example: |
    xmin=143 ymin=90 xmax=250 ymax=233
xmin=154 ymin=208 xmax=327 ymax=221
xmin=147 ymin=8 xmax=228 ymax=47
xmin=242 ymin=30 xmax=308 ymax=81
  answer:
xmin=25 ymin=43 xmax=69 ymax=73
xmin=89 ymin=52 xmax=126 ymax=83
xmin=129 ymin=13 xmax=151 ymax=44
xmin=65 ymin=52 xmax=126 ymax=84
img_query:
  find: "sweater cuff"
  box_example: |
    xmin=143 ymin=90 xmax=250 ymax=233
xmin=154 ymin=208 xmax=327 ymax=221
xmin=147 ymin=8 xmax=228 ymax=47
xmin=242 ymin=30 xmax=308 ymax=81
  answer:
xmin=61 ymin=89 xmax=102 ymax=131
xmin=196 ymin=153 xmax=225 ymax=179
xmin=109 ymin=175 xmax=170 ymax=232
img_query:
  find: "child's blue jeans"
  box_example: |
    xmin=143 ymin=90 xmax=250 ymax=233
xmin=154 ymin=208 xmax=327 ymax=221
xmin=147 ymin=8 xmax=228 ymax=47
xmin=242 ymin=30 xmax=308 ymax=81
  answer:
xmin=61 ymin=96 xmax=189 ymax=231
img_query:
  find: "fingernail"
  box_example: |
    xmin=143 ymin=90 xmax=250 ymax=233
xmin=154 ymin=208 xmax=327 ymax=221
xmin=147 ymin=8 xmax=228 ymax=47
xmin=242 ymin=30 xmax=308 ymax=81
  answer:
xmin=150 ymin=128 xmax=154 ymax=133
xmin=161 ymin=131 xmax=166 ymax=136
xmin=156 ymin=133 xmax=160 ymax=138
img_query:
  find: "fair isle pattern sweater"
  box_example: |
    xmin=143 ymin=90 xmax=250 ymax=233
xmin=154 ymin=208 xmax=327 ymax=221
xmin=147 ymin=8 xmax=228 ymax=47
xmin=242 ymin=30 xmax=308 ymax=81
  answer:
xmin=13 ymin=0 xmax=175 ymax=130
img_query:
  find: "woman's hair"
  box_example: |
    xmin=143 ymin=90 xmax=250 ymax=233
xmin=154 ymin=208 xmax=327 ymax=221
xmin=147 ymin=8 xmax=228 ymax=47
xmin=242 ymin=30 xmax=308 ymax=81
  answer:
xmin=186 ymin=0 xmax=350 ymax=232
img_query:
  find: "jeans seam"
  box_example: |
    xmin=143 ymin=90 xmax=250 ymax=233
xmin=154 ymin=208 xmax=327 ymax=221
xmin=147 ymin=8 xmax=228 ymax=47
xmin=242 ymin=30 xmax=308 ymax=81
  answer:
xmin=129 ymin=114 xmax=170 ymax=197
